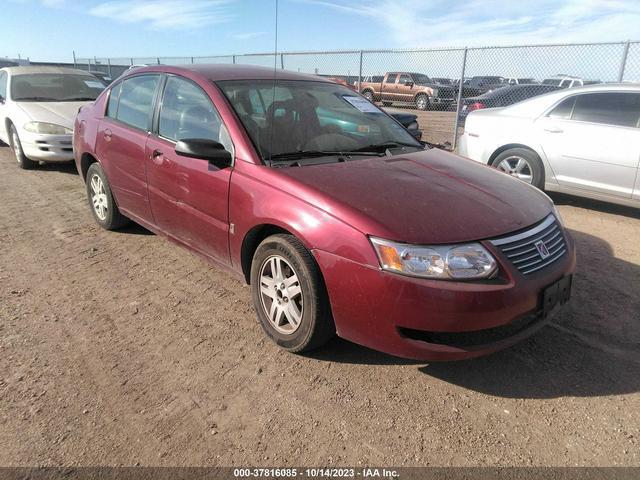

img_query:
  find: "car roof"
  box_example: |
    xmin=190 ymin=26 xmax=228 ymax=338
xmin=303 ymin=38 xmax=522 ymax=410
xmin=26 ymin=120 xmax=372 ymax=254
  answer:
xmin=1 ymin=66 xmax=96 ymax=76
xmin=119 ymin=64 xmax=334 ymax=83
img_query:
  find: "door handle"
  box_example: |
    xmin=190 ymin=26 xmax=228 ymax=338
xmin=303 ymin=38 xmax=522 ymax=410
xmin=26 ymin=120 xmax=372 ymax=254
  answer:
xmin=544 ymin=127 xmax=563 ymax=133
xmin=103 ymin=129 xmax=112 ymax=141
xmin=152 ymin=149 xmax=163 ymax=158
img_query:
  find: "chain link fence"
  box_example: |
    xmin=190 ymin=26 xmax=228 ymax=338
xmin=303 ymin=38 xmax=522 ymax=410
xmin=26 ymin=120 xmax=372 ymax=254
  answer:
xmin=76 ymin=40 xmax=640 ymax=148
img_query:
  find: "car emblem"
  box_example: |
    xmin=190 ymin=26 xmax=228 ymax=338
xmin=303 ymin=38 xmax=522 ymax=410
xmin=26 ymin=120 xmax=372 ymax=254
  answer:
xmin=535 ymin=240 xmax=551 ymax=259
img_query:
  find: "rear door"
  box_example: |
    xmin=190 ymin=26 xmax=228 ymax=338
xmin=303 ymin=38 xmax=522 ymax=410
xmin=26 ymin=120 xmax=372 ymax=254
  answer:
xmin=0 ymin=71 xmax=8 ymax=143
xmin=381 ymin=74 xmax=398 ymax=101
xmin=397 ymin=73 xmax=414 ymax=103
xmin=537 ymin=92 xmax=640 ymax=198
xmin=96 ymin=74 xmax=161 ymax=223
xmin=145 ymin=74 xmax=233 ymax=264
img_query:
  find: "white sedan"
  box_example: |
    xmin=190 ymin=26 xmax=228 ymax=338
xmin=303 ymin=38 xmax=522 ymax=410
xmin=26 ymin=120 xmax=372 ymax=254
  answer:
xmin=458 ymin=83 xmax=640 ymax=208
xmin=0 ymin=66 xmax=105 ymax=169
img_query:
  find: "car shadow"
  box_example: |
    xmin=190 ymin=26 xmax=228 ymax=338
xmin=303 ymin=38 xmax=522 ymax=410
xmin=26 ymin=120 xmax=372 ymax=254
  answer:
xmin=115 ymin=223 xmax=154 ymax=236
xmin=37 ymin=161 xmax=79 ymax=175
xmin=312 ymin=229 xmax=640 ymax=399
xmin=549 ymin=191 xmax=640 ymax=220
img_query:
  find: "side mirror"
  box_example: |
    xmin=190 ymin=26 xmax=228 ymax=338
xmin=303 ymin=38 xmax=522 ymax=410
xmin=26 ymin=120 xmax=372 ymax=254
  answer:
xmin=0 ymin=95 xmax=5 ymax=104
xmin=175 ymin=138 xmax=232 ymax=169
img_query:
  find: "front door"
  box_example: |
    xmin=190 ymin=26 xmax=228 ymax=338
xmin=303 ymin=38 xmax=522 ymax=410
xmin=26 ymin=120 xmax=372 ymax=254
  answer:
xmin=145 ymin=75 xmax=233 ymax=264
xmin=537 ymin=92 xmax=640 ymax=198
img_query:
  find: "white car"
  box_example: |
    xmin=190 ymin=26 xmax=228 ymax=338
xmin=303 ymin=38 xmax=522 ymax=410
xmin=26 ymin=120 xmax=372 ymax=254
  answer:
xmin=0 ymin=66 xmax=105 ymax=169
xmin=458 ymin=83 xmax=640 ymax=208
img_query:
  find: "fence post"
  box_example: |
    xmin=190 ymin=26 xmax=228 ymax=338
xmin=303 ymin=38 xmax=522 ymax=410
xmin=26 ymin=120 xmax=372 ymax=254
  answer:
xmin=107 ymin=58 xmax=112 ymax=78
xmin=130 ymin=58 xmax=134 ymax=66
xmin=357 ymin=50 xmax=363 ymax=92
xmin=280 ymin=53 xmax=284 ymax=69
xmin=72 ymin=51 xmax=76 ymax=68
xmin=452 ymin=47 xmax=468 ymax=151
xmin=87 ymin=58 xmax=91 ymax=71
xmin=157 ymin=57 xmax=161 ymax=65
xmin=191 ymin=57 xmax=194 ymax=64
xmin=232 ymin=55 xmax=236 ymax=64
xmin=618 ymin=40 xmax=631 ymax=82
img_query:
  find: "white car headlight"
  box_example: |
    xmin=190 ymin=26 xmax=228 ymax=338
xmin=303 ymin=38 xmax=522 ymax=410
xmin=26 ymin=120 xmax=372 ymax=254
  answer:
xmin=23 ymin=122 xmax=72 ymax=135
xmin=370 ymin=237 xmax=497 ymax=280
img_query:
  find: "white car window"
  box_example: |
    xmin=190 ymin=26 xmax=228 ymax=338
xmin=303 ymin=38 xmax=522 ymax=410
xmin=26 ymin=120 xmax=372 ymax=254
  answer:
xmin=572 ymin=93 xmax=640 ymax=128
xmin=0 ymin=72 xmax=7 ymax=100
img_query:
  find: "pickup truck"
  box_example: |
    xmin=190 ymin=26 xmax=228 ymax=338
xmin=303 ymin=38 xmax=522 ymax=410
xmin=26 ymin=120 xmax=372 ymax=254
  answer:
xmin=359 ymin=72 xmax=456 ymax=110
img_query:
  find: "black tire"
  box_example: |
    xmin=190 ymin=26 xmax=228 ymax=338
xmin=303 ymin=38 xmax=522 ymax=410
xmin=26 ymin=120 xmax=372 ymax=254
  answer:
xmin=362 ymin=90 xmax=374 ymax=102
xmin=491 ymin=147 xmax=545 ymax=190
xmin=250 ymin=234 xmax=335 ymax=353
xmin=382 ymin=101 xmax=392 ymax=107
xmin=415 ymin=93 xmax=430 ymax=111
xmin=85 ymin=162 xmax=130 ymax=230
xmin=9 ymin=124 xmax=38 ymax=170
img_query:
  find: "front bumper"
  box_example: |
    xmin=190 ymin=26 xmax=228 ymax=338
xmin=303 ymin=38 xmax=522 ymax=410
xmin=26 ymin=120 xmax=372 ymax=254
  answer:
xmin=314 ymin=233 xmax=576 ymax=361
xmin=20 ymin=132 xmax=74 ymax=162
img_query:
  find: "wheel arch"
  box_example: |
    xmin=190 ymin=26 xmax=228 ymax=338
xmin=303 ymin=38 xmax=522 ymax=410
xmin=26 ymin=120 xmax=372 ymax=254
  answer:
xmin=240 ymin=224 xmax=297 ymax=284
xmin=79 ymin=152 xmax=99 ymax=181
xmin=488 ymin=143 xmax=540 ymax=166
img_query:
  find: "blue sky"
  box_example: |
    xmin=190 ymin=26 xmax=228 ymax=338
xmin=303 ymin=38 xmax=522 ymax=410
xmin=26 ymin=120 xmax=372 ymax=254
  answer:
xmin=3 ymin=0 xmax=640 ymax=63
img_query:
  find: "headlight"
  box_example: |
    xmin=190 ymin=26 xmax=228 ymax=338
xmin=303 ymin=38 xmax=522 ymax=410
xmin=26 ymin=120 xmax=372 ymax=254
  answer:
xmin=406 ymin=121 xmax=419 ymax=130
xmin=23 ymin=122 xmax=72 ymax=135
xmin=370 ymin=237 xmax=497 ymax=280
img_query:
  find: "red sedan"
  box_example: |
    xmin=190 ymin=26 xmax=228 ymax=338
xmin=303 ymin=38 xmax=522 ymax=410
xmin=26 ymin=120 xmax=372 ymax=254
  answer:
xmin=74 ymin=65 xmax=575 ymax=361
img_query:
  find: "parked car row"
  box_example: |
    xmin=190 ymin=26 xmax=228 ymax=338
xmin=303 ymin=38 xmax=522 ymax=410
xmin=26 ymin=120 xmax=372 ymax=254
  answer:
xmin=1 ymin=63 xmax=578 ymax=362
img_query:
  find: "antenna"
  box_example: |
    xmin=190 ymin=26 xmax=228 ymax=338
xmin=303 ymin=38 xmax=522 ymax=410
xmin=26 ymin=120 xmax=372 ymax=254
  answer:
xmin=268 ymin=0 xmax=279 ymax=165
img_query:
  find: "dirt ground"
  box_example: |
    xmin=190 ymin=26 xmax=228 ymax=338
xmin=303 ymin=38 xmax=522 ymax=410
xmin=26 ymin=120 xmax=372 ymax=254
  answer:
xmin=0 ymin=145 xmax=639 ymax=467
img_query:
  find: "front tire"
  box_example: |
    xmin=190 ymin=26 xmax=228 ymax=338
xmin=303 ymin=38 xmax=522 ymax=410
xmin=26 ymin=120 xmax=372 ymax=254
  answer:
xmin=9 ymin=124 xmax=38 ymax=170
xmin=250 ymin=234 xmax=335 ymax=353
xmin=491 ymin=148 xmax=545 ymax=189
xmin=85 ymin=162 xmax=130 ymax=230
xmin=415 ymin=93 xmax=430 ymax=111
xmin=362 ymin=90 xmax=374 ymax=102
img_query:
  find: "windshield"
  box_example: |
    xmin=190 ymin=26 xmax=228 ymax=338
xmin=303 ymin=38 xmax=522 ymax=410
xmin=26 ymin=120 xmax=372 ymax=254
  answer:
xmin=542 ymin=79 xmax=562 ymax=86
xmin=218 ymin=80 xmax=422 ymax=163
xmin=10 ymin=74 xmax=105 ymax=102
xmin=412 ymin=74 xmax=432 ymax=84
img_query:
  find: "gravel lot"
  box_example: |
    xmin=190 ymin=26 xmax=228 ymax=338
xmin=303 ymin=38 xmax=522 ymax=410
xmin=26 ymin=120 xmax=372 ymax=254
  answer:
xmin=0 ymin=145 xmax=638 ymax=467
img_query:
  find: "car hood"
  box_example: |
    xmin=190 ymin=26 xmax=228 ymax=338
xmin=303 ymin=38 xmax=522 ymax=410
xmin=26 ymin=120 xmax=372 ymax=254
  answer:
xmin=277 ymin=149 xmax=552 ymax=244
xmin=17 ymin=101 xmax=90 ymax=130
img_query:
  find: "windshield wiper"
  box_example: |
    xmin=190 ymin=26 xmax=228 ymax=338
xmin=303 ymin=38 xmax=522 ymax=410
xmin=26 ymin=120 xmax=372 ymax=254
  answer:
xmin=268 ymin=150 xmax=385 ymax=162
xmin=353 ymin=141 xmax=423 ymax=152
xmin=15 ymin=96 xmax=60 ymax=102
xmin=62 ymin=96 xmax=97 ymax=101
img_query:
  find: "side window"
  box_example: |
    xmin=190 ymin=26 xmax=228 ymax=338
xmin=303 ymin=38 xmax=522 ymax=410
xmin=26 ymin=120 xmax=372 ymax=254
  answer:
xmin=249 ymin=90 xmax=265 ymax=115
xmin=572 ymin=93 xmax=640 ymax=128
xmin=548 ymin=97 xmax=575 ymax=119
xmin=116 ymin=75 xmax=160 ymax=130
xmin=398 ymin=74 xmax=412 ymax=84
xmin=385 ymin=74 xmax=398 ymax=84
xmin=0 ymin=72 xmax=7 ymax=99
xmin=159 ymin=76 xmax=232 ymax=151
xmin=105 ymin=82 xmax=122 ymax=118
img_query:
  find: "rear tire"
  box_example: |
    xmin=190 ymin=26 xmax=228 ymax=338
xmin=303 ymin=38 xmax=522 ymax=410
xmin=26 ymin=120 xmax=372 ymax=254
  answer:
xmin=362 ymin=90 xmax=374 ymax=102
xmin=9 ymin=124 xmax=38 ymax=170
xmin=491 ymin=148 xmax=545 ymax=190
xmin=85 ymin=162 xmax=130 ymax=230
xmin=250 ymin=234 xmax=335 ymax=353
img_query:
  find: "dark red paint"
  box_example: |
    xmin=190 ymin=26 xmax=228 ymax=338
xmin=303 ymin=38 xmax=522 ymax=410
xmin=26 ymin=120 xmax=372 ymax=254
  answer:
xmin=75 ymin=65 xmax=575 ymax=361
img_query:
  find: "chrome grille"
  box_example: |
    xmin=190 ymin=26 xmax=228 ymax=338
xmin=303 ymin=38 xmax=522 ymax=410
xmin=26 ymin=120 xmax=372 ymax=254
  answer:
xmin=490 ymin=214 xmax=567 ymax=275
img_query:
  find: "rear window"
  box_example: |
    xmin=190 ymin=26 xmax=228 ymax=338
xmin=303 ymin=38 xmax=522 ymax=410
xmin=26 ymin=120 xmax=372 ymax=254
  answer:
xmin=114 ymin=75 xmax=160 ymax=130
xmin=571 ymin=93 xmax=640 ymax=127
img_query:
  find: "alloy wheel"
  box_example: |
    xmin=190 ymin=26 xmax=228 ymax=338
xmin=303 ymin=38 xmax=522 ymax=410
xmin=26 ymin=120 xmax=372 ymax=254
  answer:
xmin=90 ymin=174 xmax=109 ymax=221
xmin=497 ymin=155 xmax=534 ymax=184
xmin=259 ymin=255 xmax=304 ymax=335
